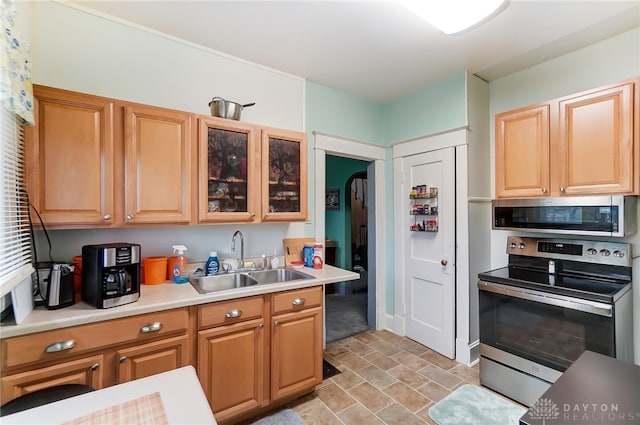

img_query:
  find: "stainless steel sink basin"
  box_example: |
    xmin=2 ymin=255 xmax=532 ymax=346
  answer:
xmin=246 ymin=269 xmax=313 ymax=284
xmin=190 ymin=272 xmax=258 ymax=294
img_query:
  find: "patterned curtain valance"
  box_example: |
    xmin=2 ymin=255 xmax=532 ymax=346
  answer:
xmin=1 ymin=0 xmax=33 ymax=125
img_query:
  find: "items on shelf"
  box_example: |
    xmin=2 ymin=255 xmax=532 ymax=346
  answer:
xmin=409 ymin=185 xmax=438 ymax=232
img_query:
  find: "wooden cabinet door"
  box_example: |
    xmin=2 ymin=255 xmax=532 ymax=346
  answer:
xmin=1 ymin=355 xmax=104 ymax=404
xmin=557 ymin=82 xmax=636 ymax=195
xmin=116 ymin=335 xmax=190 ymax=384
xmin=124 ymin=105 xmax=193 ymax=224
xmin=271 ymin=306 xmax=322 ymax=401
xmin=261 ymin=128 xmax=308 ymax=221
xmin=495 ymin=104 xmax=550 ymax=198
xmin=25 ymin=85 xmax=115 ymax=225
xmin=197 ymin=318 xmax=267 ymax=422
xmin=198 ymin=117 xmax=261 ymax=223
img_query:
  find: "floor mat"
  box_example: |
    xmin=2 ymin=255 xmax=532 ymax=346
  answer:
xmin=322 ymin=359 xmax=341 ymax=379
xmin=429 ymin=384 xmax=526 ymax=425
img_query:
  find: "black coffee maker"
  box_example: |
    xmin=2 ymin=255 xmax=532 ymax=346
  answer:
xmin=82 ymin=243 xmax=141 ymax=309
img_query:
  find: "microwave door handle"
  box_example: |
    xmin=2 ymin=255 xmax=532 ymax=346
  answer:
xmin=478 ymin=280 xmax=612 ymax=317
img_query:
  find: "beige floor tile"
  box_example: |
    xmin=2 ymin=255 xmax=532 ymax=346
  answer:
xmin=388 ymin=365 xmax=431 ymax=389
xmin=420 ymin=350 xmax=458 ymax=370
xmin=348 ymin=382 xmax=394 ymax=413
xmin=448 ymin=362 xmax=480 ymax=383
xmin=295 ymin=398 xmax=344 ymax=425
xmin=363 ymin=350 xmax=400 ymax=371
xmin=418 ymin=364 xmax=463 ymax=389
xmin=334 ymin=352 xmax=372 ymax=371
xmin=369 ymin=339 xmax=404 ymax=357
xmin=374 ymin=330 xmax=406 ymax=344
xmin=315 ymin=381 xmax=357 ymax=413
xmin=383 ymin=381 xmax=432 ymax=413
xmin=353 ymin=331 xmax=380 ymax=345
xmin=416 ymin=380 xmax=451 ymax=402
xmin=331 ymin=367 xmax=365 ymax=390
xmin=391 ymin=350 xmax=430 ymax=371
xmin=356 ymin=365 xmax=398 ymax=390
xmin=415 ymin=404 xmax=438 ymax=425
xmin=337 ymin=404 xmax=386 ymax=425
xmin=397 ymin=338 xmax=431 ymax=357
xmin=325 ymin=343 xmax=351 ymax=358
xmin=376 ymin=403 xmax=428 ymax=425
xmin=341 ymin=338 xmax=375 ymax=356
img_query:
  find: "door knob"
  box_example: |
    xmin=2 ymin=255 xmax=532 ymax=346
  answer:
xmin=441 ymin=259 xmax=448 ymax=266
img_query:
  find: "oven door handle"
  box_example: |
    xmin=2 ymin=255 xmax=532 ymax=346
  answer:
xmin=478 ymin=280 xmax=612 ymax=317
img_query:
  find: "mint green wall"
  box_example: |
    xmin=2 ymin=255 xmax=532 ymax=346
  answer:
xmin=306 ymin=81 xmax=385 ymax=144
xmin=383 ymin=72 xmax=467 ymax=141
xmin=325 ymin=156 xmax=368 ymax=269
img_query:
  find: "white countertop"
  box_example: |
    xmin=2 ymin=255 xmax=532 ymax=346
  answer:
xmin=1 ymin=366 xmax=217 ymax=424
xmin=0 ymin=265 xmax=359 ymax=338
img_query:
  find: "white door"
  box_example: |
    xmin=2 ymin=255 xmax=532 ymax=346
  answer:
xmin=403 ymin=148 xmax=456 ymax=358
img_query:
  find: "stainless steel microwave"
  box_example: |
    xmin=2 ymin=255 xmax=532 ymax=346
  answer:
xmin=492 ymin=196 xmax=637 ymax=237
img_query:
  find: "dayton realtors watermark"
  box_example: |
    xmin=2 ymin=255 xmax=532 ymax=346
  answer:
xmin=529 ymin=398 xmax=640 ymax=424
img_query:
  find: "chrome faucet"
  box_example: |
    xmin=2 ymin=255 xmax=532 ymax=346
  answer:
xmin=231 ymin=230 xmax=244 ymax=269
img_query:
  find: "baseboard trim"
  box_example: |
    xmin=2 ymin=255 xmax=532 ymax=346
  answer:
xmin=456 ymin=338 xmax=480 ymax=366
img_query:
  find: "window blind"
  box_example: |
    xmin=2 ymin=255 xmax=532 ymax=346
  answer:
xmin=0 ymin=104 xmax=33 ymax=298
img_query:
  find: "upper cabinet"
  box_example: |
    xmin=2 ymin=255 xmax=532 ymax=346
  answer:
xmin=495 ymin=78 xmax=639 ymax=198
xmin=124 ymin=104 xmax=193 ymax=224
xmin=198 ymin=117 xmax=308 ymax=223
xmin=26 ymin=86 xmax=115 ymax=226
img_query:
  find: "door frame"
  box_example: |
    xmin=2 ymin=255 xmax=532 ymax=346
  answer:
xmin=314 ymin=131 xmax=386 ymax=332
xmin=392 ymin=127 xmax=472 ymax=362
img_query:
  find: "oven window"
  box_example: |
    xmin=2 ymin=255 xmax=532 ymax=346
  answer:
xmin=479 ymin=290 xmax=615 ymax=371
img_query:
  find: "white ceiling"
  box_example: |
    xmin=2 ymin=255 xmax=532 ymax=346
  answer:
xmin=70 ymin=0 xmax=640 ymax=103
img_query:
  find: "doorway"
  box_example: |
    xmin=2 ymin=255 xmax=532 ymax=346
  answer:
xmin=313 ymin=133 xmax=386 ymax=345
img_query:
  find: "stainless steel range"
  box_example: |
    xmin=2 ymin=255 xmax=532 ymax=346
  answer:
xmin=477 ymin=236 xmax=633 ymax=406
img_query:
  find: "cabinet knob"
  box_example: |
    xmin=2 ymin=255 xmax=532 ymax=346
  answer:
xmin=127 ymin=214 xmax=134 ymax=220
xmin=258 ymin=323 xmax=264 ymax=329
xmin=264 ymin=213 xmax=270 ymax=219
xmin=139 ymin=322 xmax=162 ymax=333
xmin=119 ymin=356 xmax=127 ymax=363
xmin=274 ymin=321 xmax=280 ymax=326
xmin=560 ymin=186 xmax=565 ymax=192
xmin=103 ymin=214 xmax=112 ymax=220
xmin=45 ymin=340 xmax=76 ymax=353
xmin=250 ymin=213 xmax=256 ymax=220
xmin=292 ymin=298 xmax=305 ymax=306
xmin=441 ymin=259 xmax=448 ymax=266
xmin=91 ymin=363 xmax=100 ymax=371
xmin=541 ymin=187 xmax=547 ymax=194
xmin=225 ymin=309 xmax=243 ymax=319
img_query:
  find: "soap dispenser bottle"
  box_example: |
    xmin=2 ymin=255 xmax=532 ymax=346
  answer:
xmin=205 ymin=251 xmax=220 ymax=276
xmin=171 ymin=245 xmax=189 ymax=283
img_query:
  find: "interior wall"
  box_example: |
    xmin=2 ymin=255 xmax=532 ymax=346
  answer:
xmin=26 ymin=1 xmax=307 ymax=264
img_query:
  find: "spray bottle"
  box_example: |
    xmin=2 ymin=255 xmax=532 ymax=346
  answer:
xmin=171 ymin=245 xmax=189 ymax=284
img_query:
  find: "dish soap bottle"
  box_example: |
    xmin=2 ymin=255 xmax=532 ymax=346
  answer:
xmin=205 ymin=251 xmax=220 ymax=276
xmin=171 ymin=245 xmax=189 ymax=284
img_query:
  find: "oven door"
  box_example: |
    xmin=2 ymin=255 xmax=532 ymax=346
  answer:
xmin=478 ymin=280 xmax=615 ymax=372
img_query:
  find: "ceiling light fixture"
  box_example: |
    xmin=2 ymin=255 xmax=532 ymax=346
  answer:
xmin=397 ymin=0 xmax=508 ymax=35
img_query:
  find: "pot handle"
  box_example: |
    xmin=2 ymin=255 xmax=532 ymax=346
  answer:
xmin=242 ymin=102 xmax=256 ymax=108
xmin=208 ymin=96 xmax=226 ymax=106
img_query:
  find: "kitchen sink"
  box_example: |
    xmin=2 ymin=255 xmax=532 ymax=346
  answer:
xmin=246 ymin=268 xmax=314 ymax=284
xmin=190 ymin=268 xmax=313 ymax=294
xmin=190 ymin=272 xmax=258 ymax=294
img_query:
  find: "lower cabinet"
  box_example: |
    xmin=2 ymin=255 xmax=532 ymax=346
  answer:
xmin=0 ymin=308 xmax=192 ymax=404
xmin=197 ymin=286 xmax=323 ymax=424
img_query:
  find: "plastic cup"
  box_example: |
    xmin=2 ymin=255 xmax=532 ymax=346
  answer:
xmin=143 ymin=256 xmax=168 ymax=285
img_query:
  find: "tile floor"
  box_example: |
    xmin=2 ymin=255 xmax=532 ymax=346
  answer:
xmin=287 ymin=329 xmax=516 ymax=425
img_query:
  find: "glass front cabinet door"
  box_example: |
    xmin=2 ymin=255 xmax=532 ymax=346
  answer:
xmin=261 ymin=128 xmax=308 ymax=222
xmin=199 ymin=118 xmax=260 ymax=223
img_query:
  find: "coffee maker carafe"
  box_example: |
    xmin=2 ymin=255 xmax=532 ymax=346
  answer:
xmin=82 ymin=243 xmax=141 ymax=309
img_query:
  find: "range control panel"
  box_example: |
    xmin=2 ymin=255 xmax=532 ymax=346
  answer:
xmin=506 ymin=236 xmax=631 ymax=267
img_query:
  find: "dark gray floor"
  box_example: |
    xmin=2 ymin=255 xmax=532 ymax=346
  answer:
xmin=325 ymin=290 xmax=368 ymax=343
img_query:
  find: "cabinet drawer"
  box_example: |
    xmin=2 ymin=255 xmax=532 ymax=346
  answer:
xmin=199 ymin=296 xmax=264 ymax=329
xmin=2 ymin=308 xmax=189 ymax=370
xmin=272 ymin=286 xmax=322 ymax=315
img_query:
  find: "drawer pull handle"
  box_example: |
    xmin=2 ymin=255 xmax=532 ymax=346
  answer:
xmin=119 ymin=356 xmax=127 ymax=363
xmin=292 ymin=298 xmax=305 ymax=306
xmin=45 ymin=340 xmax=76 ymax=353
xmin=140 ymin=322 xmax=162 ymax=333
xmin=91 ymin=363 xmax=100 ymax=371
xmin=225 ymin=309 xmax=242 ymax=319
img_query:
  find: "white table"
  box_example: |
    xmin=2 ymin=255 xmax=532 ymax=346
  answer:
xmin=2 ymin=366 xmax=217 ymax=424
